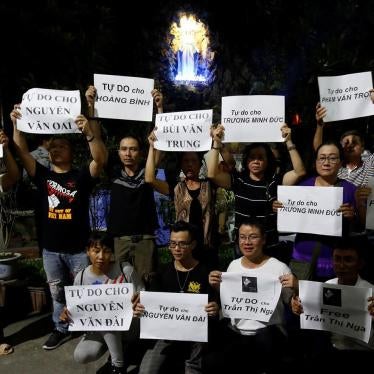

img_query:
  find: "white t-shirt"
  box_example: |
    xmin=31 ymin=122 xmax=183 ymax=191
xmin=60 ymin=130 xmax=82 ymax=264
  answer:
xmin=227 ymin=256 xmax=291 ymax=335
xmin=326 ymin=276 xmax=374 ymax=351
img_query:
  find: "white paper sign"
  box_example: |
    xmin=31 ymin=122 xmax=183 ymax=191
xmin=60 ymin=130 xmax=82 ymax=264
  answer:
xmin=220 ymin=272 xmax=282 ymax=322
xmin=299 ymin=280 xmax=372 ymax=343
xmin=94 ymin=74 xmax=154 ymax=121
xmin=17 ymin=88 xmax=81 ymax=134
xmin=221 ymin=95 xmax=284 ymax=143
xmin=366 ymin=177 xmax=374 ymax=230
xmin=0 ymin=144 xmax=3 ymax=158
xmin=154 ymin=110 xmax=212 ymax=152
xmin=277 ymin=186 xmax=343 ymax=236
xmin=65 ymin=283 xmax=134 ymax=331
xmin=139 ymin=291 xmax=208 ymax=342
xmin=318 ymin=72 xmax=374 ymax=122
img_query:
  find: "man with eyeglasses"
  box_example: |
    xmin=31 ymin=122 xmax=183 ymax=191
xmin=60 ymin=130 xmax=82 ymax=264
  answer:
xmin=132 ymin=220 xmax=219 ymax=374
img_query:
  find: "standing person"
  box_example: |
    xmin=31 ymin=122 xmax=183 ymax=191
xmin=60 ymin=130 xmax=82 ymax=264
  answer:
xmin=145 ymin=131 xmax=218 ymax=267
xmin=107 ymin=89 xmax=163 ymax=284
xmin=207 ymin=124 xmax=306 ymax=259
xmin=132 ymin=221 xmax=219 ymax=374
xmin=206 ymin=219 xmax=296 ymax=373
xmin=291 ymin=237 xmax=374 ymax=370
xmin=11 ymin=98 xmax=107 ymax=350
xmin=0 ymin=130 xmax=20 ymax=356
xmin=60 ymin=232 xmax=143 ymax=374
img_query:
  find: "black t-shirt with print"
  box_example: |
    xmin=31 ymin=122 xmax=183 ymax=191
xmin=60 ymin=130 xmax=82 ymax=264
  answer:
xmin=150 ymin=261 xmax=214 ymax=300
xmin=32 ymin=163 xmax=96 ymax=252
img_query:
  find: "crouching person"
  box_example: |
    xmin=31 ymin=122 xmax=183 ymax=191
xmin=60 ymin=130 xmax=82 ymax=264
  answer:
xmin=60 ymin=232 xmax=143 ymax=374
xmin=132 ymin=221 xmax=219 ymax=374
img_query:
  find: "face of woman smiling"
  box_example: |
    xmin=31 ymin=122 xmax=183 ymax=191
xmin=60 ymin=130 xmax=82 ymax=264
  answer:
xmin=238 ymin=224 xmax=266 ymax=261
xmin=315 ymin=144 xmax=342 ymax=179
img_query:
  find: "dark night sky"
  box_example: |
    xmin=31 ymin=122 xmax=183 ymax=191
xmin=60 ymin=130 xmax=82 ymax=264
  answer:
xmin=1 ymin=0 xmax=374 ymax=150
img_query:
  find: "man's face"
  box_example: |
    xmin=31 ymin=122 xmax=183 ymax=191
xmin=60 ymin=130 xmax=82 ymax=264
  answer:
xmin=169 ymin=230 xmax=195 ymax=262
xmin=332 ymin=248 xmax=362 ymax=285
xmin=48 ymin=139 xmax=73 ymax=165
xmin=118 ymin=137 xmax=141 ymax=168
xmin=340 ymin=135 xmax=364 ymax=160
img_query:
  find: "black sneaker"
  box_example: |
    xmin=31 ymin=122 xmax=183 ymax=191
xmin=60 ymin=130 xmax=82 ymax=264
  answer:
xmin=42 ymin=330 xmax=71 ymax=350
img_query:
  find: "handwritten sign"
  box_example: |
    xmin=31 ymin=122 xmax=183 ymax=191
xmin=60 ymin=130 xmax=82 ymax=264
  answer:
xmin=318 ymin=72 xmax=374 ymax=122
xmin=17 ymin=88 xmax=81 ymax=134
xmin=94 ymin=74 xmax=154 ymax=121
xmin=221 ymin=95 xmax=284 ymax=143
xmin=154 ymin=109 xmax=212 ymax=152
xmin=0 ymin=144 xmax=3 ymax=158
xmin=299 ymin=280 xmax=372 ymax=343
xmin=139 ymin=291 xmax=208 ymax=342
xmin=277 ymin=186 xmax=343 ymax=236
xmin=220 ymin=272 xmax=281 ymax=321
xmin=65 ymin=283 xmax=134 ymax=331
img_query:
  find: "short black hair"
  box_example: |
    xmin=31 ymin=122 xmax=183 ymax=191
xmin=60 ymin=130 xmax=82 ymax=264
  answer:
xmin=177 ymin=151 xmax=204 ymax=168
xmin=241 ymin=143 xmax=277 ymax=180
xmin=87 ymin=231 xmax=114 ymax=252
xmin=170 ymin=220 xmax=198 ymax=242
xmin=333 ymin=235 xmax=367 ymax=259
xmin=339 ymin=130 xmax=364 ymax=145
xmin=237 ymin=218 xmax=266 ymax=237
xmin=315 ymin=141 xmax=345 ymax=163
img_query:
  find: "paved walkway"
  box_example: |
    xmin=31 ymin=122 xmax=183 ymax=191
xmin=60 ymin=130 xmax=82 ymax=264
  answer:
xmin=1 ymin=313 xmax=138 ymax=373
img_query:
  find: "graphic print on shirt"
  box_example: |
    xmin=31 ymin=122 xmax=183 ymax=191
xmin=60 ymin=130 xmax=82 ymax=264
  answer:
xmin=187 ymin=281 xmax=201 ymax=293
xmin=46 ymin=179 xmax=77 ymax=220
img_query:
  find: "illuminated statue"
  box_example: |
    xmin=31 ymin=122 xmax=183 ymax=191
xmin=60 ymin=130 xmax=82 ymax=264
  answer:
xmin=171 ymin=14 xmax=211 ymax=82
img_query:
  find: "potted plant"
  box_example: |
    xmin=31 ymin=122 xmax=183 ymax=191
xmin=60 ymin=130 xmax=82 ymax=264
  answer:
xmin=17 ymin=258 xmax=51 ymax=314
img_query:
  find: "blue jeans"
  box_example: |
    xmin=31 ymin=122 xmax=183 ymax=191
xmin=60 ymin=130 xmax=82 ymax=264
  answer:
xmin=43 ymin=249 xmax=88 ymax=333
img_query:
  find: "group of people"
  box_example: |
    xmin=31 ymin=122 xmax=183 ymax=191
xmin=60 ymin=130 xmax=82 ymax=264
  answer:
xmin=0 ymin=83 xmax=373 ymax=373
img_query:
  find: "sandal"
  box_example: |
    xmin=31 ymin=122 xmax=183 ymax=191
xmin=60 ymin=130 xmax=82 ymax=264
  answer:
xmin=0 ymin=343 xmax=14 ymax=355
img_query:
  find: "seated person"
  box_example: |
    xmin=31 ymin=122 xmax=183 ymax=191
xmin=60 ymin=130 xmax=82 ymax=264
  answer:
xmin=206 ymin=218 xmax=296 ymax=373
xmin=291 ymin=236 xmax=374 ymax=370
xmin=132 ymin=221 xmax=219 ymax=374
xmin=60 ymin=232 xmax=143 ymax=374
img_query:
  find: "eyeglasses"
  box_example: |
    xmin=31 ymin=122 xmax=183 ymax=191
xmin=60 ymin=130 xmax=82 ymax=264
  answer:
xmin=169 ymin=241 xmax=192 ymax=249
xmin=316 ymin=156 xmax=340 ymax=164
xmin=239 ymin=235 xmax=262 ymax=242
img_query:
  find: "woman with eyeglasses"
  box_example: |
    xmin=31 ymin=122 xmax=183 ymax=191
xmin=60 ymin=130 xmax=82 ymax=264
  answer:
xmin=206 ymin=219 xmax=296 ymax=373
xmin=284 ymin=141 xmax=360 ymax=281
xmin=207 ymin=124 xmax=306 ymax=261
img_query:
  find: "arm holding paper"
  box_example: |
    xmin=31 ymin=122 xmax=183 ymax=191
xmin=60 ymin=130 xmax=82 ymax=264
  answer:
xmin=312 ymin=103 xmax=327 ymax=152
xmin=281 ymin=124 xmax=306 ymax=186
xmin=144 ymin=130 xmax=169 ymax=194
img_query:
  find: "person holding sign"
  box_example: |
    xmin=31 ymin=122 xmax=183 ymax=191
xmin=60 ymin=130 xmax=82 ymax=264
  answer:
xmin=11 ymin=101 xmax=107 ymax=351
xmin=0 ymin=130 xmax=20 ymax=356
xmin=132 ymin=221 xmax=219 ymax=374
xmin=274 ymin=141 xmax=360 ymax=280
xmin=145 ymin=131 xmax=218 ymax=267
xmin=60 ymin=232 xmax=143 ymax=374
xmin=207 ymin=123 xmax=306 ymax=258
xmin=107 ymin=89 xmax=163 ymax=285
xmin=290 ymin=237 xmax=374 ymax=369
xmin=313 ymin=102 xmax=374 ymax=188
xmin=206 ymin=219 xmax=296 ymax=373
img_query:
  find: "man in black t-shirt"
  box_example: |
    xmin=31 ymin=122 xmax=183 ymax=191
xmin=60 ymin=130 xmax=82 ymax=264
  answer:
xmin=133 ymin=221 xmax=219 ymax=373
xmin=11 ymin=95 xmax=107 ymax=351
xmin=107 ymin=89 xmax=163 ymax=284
xmin=107 ymin=134 xmax=158 ymax=285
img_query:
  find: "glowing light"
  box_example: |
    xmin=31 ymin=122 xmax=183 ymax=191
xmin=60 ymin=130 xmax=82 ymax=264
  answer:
xmin=170 ymin=14 xmax=214 ymax=84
